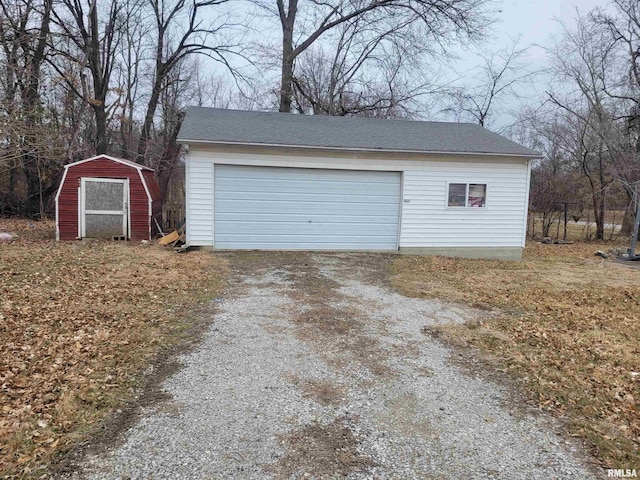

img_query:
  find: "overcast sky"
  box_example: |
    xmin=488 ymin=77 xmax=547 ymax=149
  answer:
xmin=442 ymin=0 xmax=610 ymax=127
xmin=474 ymin=0 xmax=605 ymax=63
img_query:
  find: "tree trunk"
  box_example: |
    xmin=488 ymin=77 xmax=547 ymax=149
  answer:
xmin=87 ymin=1 xmax=110 ymax=155
xmin=279 ymin=29 xmax=294 ymax=113
xmin=137 ymin=78 xmax=162 ymax=165
xmin=157 ymin=116 xmax=183 ymax=206
xmin=542 ymin=213 xmax=553 ymax=237
xmin=20 ymin=0 xmax=52 ymax=218
xmin=21 ymin=151 xmax=41 ymax=218
xmin=620 ymin=189 xmax=635 ymax=235
xmin=8 ymin=158 xmax=17 ymax=213
xmin=94 ymin=104 xmax=108 ymax=154
xmin=621 ymin=208 xmax=635 ymax=236
xmin=277 ymin=0 xmax=297 ymax=113
xmin=592 ymin=194 xmax=605 ymax=241
xmin=137 ymin=13 xmax=167 ymax=169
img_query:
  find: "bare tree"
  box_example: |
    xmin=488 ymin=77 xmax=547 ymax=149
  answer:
xmin=251 ymin=0 xmax=490 ymax=113
xmin=0 ymin=0 xmax=57 ymax=218
xmin=290 ymin=19 xmax=437 ymax=118
xmin=529 ymin=163 xmax=575 ymax=237
xmin=136 ymin=0 xmax=243 ymax=165
xmin=113 ymin=0 xmax=149 ymax=159
xmin=0 ymin=0 xmax=251 ymax=218
xmin=593 ymin=0 xmax=640 ymax=134
xmin=153 ymin=60 xmax=186 ymax=204
xmin=591 ymin=0 xmax=640 ymax=233
xmin=546 ymin=12 xmax=639 ymax=238
xmin=515 ymin=108 xmax=581 ymax=237
xmin=180 ymin=58 xmax=261 ymax=110
xmin=443 ymin=39 xmax=532 ymax=127
xmin=49 ymin=0 xmax=127 ymax=155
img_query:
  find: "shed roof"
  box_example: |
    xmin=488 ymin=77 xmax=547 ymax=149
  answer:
xmin=64 ymin=154 xmax=154 ymax=171
xmin=177 ymin=107 xmax=541 ymax=158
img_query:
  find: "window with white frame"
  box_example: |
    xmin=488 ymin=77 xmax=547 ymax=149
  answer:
xmin=447 ymin=183 xmax=487 ymax=207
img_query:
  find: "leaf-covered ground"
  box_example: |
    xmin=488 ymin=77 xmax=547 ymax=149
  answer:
xmin=0 ymin=219 xmax=227 ymax=478
xmin=391 ymin=243 xmax=640 ymax=469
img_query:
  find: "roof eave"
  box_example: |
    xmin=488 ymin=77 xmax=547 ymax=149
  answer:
xmin=177 ymin=138 xmax=542 ymax=159
xmin=63 ymin=154 xmax=155 ymax=171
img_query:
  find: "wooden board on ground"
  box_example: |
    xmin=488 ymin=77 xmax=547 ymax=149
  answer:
xmin=158 ymin=230 xmax=179 ymax=245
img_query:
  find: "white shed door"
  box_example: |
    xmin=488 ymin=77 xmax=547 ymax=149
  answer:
xmin=214 ymin=165 xmax=401 ymax=250
xmin=81 ymin=178 xmax=128 ymax=239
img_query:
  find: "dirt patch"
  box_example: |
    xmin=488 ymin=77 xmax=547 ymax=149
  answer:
xmin=321 ymin=253 xmax=398 ymax=288
xmin=266 ymin=417 xmax=375 ymax=479
xmin=219 ymin=250 xmax=314 ymax=276
xmin=415 ymin=366 xmax=434 ymax=377
xmin=223 ymin=251 xmax=396 ymax=288
xmin=391 ymin=242 xmax=640 ymax=469
xmin=376 ymin=394 xmax=435 ymax=438
xmin=287 ymin=376 xmax=348 ymax=407
xmin=286 ymin=259 xmax=392 ymax=378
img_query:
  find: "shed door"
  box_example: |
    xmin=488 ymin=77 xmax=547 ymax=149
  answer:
xmin=214 ymin=165 xmax=401 ymax=250
xmin=80 ymin=178 xmax=129 ymax=239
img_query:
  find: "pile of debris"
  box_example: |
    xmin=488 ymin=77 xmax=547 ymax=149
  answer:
xmin=596 ymin=247 xmax=640 ymax=261
xmin=158 ymin=223 xmax=186 ymax=251
xmin=537 ymin=236 xmax=574 ymax=245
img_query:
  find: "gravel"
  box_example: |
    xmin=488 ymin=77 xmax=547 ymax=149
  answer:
xmin=66 ymin=253 xmax=601 ymax=480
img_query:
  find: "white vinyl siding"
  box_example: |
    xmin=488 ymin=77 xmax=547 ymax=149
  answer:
xmin=185 ymin=155 xmax=214 ymax=245
xmin=401 ymin=162 xmax=528 ymax=247
xmin=185 ymin=146 xmax=530 ymax=250
xmin=214 ymin=165 xmax=401 ymax=250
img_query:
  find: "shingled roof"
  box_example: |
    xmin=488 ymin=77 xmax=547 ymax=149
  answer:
xmin=178 ymin=107 xmax=540 ymax=158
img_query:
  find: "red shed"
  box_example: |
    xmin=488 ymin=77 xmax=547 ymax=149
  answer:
xmin=55 ymin=155 xmax=162 ymax=241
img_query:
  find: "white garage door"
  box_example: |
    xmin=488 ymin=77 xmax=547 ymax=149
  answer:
xmin=214 ymin=165 xmax=401 ymax=250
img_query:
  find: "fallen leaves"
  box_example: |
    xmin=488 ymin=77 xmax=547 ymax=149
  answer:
xmin=0 ymin=219 xmax=227 ymax=478
xmin=391 ymin=242 xmax=640 ymax=469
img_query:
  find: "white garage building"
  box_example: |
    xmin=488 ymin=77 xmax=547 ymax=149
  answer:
xmin=177 ymin=108 xmax=540 ymax=260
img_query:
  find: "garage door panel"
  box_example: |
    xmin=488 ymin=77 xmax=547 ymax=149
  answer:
xmin=216 ymin=202 xmax=400 ymax=215
xmin=215 ymin=212 xmax=399 ymax=223
xmin=214 ymin=235 xmax=400 ymax=249
xmin=214 ymin=165 xmax=401 ymax=250
xmin=216 ymin=191 xmax=398 ymax=203
xmin=216 ymin=179 xmax=400 ymax=196
xmin=216 ymin=175 xmax=400 ymax=185
xmin=215 ymin=221 xmax=397 ymax=235
xmin=216 ymin=165 xmax=396 ymax=183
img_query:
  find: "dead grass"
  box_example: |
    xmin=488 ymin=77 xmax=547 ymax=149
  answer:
xmin=391 ymin=241 xmax=640 ymax=469
xmin=0 ymin=218 xmax=227 ymax=478
xmin=529 ymin=217 xmax=623 ymax=242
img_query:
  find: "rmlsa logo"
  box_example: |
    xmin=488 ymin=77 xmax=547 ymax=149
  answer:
xmin=608 ymin=469 xmax=638 ymax=478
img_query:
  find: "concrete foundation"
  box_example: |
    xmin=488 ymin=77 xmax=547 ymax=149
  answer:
xmin=197 ymin=245 xmax=523 ymax=261
xmin=399 ymin=246 xmax=523 ymax=261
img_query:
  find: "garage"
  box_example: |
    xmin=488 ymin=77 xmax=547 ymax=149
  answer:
xmin=179 ymin=107 xmax=540 ymax=260
xmin=214 ymin=165 xmax=401 ymax=250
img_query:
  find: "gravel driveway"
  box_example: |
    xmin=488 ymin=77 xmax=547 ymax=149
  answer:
xmin=66 ymin=252 xmax=600 ymax=479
